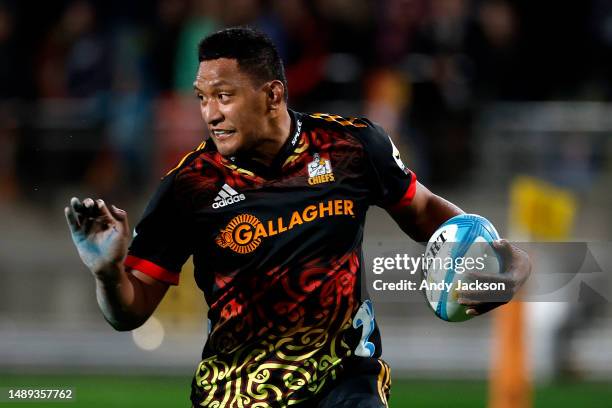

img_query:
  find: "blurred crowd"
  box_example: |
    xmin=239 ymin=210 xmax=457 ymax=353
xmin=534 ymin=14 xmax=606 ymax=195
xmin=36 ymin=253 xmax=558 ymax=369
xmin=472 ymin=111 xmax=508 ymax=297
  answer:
xmin=1 ymin=0 xmax=612 ymax=203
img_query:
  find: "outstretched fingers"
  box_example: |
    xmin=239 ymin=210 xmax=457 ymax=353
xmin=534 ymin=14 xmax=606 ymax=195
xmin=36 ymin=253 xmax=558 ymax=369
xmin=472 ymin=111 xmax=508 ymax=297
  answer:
xmin=109 ymin=204 xmax=128 ymax=226
xmin=67 ymin=197 xmax=87 ymax=230
xmin=95 ymin=199 xmax=113 ymax=220
xmin=64 ymin=205 xmax=80 ymax=232
xmin=66 ymin=197 xmax=118 ymax=234
xmin=92 ymin=199 xmax=125 ymax=233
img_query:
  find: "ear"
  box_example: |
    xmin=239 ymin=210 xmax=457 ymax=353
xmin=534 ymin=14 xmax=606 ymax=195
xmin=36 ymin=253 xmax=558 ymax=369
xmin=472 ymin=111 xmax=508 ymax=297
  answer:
xmin=265 ymin=80 xmax=286 ymax=111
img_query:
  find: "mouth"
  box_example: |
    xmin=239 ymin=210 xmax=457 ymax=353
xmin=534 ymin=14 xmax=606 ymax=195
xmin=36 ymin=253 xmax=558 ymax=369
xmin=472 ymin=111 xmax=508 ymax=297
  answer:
xmin=211 ymin=129 xmax=236 ymax=140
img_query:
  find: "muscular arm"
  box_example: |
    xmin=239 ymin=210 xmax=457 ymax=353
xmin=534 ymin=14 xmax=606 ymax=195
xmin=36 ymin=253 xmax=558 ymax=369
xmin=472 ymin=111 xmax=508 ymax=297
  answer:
xmin=386 ymin=181 xmax=464 ymax=242
xmin=94 ymin=266 xmax=169 ymax=331
xmin=65 ymin=197 xmax=169 ymax=331
xmin=386 ymin=180 xmax=531 ymax=316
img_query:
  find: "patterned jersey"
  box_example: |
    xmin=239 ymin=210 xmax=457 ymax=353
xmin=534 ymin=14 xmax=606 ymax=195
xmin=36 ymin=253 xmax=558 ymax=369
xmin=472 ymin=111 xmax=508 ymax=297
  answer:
xmin=124 ymin=110 xmax=417 ymax=407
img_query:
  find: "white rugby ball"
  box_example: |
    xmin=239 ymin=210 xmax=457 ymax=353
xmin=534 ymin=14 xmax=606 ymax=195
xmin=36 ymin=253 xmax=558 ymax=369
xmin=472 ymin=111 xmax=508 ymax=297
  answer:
xmin=421 ymin=214 xmax=501 ymax=322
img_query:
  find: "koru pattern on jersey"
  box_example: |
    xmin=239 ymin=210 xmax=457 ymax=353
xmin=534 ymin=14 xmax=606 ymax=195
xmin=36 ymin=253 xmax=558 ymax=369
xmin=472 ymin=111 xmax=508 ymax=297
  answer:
xmin=124 ymin=110 xmax=416 ymax=407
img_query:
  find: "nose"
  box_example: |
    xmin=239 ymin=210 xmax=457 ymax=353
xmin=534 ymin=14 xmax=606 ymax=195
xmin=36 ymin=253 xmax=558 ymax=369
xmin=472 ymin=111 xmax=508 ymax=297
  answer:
xmin=202 ymin=99 xmax=223 ymax=127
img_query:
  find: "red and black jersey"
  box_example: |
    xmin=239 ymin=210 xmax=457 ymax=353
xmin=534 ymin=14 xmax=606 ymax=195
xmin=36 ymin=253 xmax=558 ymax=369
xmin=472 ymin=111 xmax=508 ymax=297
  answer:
xmin=125 ymin=110 xmax=416 ymax=407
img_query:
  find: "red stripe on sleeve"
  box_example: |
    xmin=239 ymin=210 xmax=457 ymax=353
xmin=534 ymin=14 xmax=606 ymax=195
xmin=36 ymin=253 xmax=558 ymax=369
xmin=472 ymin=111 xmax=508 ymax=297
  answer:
xmin=124 ymin=255 xmax=180 ymax=285
xmin=387 ymin=172 xmax=417 ymax=212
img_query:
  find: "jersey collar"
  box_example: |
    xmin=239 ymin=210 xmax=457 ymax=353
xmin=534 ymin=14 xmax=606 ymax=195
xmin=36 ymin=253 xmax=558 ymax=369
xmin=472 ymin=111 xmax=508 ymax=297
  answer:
xmin=225 ymin=109 xmax=304 ymax=179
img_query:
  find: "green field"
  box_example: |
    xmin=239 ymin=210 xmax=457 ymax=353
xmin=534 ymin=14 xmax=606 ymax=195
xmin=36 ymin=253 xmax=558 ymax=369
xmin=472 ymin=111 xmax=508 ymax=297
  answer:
xmin=1 ymin=374 xmax=611 ymax=407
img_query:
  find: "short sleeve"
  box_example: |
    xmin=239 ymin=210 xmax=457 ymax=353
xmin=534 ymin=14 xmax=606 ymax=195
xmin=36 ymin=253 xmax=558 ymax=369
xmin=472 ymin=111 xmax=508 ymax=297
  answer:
xmin=124 ymin=172 xmax=193 ymax=285
xmin=358 ymin=120 xmax=417 ymax=208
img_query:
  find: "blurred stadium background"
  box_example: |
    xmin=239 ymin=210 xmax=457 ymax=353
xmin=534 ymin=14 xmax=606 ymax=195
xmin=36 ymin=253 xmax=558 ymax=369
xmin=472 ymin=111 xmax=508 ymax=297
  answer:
xmin=1 ymin=0 xmax=612 ymax=406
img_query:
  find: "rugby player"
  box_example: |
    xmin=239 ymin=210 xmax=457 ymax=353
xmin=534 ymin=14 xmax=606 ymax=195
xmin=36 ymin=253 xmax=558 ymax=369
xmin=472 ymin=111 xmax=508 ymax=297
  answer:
xmin=65 ymin=27 xmax=531 ymax=407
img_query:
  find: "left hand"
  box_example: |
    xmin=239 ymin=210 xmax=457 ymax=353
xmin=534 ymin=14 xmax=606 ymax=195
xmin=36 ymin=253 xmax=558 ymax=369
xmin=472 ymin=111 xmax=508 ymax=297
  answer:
xmin=456 ymin=239 xmax=531 ymax=317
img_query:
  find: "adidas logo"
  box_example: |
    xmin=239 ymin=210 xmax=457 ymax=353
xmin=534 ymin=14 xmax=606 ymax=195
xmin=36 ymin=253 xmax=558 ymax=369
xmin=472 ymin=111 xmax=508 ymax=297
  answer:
xmin=213 ymin=183 xmax=246 ymax=209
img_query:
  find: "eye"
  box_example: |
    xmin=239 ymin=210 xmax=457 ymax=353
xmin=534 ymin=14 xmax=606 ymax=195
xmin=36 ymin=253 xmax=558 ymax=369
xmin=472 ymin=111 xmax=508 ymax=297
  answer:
xmin=218 ymin=93 xmax=232 ymax=102
xmin=196 ymin=93 xmax=204 ymax=101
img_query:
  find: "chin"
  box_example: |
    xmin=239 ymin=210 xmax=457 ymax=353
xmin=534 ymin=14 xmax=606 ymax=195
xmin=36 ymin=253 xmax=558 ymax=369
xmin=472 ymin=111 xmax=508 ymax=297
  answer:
xmin=212 ymin=139 xmax=240 ymax=157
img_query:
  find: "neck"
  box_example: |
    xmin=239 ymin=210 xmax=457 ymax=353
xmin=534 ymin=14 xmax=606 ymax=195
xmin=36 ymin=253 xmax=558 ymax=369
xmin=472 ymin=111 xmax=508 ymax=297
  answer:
xmin=250 ymin=107 xmax=292 ymax=166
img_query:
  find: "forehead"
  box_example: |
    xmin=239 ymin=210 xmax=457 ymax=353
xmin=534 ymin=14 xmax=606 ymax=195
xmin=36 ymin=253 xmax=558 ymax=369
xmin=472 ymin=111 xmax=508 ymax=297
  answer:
xmin=194 ymin=58 xmax=253 ymax=89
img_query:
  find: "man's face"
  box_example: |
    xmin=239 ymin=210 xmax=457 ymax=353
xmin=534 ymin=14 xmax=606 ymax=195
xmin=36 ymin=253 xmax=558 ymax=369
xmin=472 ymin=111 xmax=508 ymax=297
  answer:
xmin=194 ymin=58 xmax=268 ymax=157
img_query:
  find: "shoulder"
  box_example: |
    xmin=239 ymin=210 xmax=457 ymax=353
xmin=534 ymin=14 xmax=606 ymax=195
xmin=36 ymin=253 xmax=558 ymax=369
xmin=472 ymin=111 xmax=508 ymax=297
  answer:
xmin=164 ymin=141 xmax=207 ymax=177
xmin=302 ymin=111 xmax=388 ymax=148
xmin=148 ymin=141 xmax=219 ymax=212
xmin=304 ymin=111 xmax=408 ymax=173
xmin=163 ymin=140 xmax=223 ymax=182
xmin=304 ymin=112 xmax=376 ymax=133
xmin=306 ymin=112 xmax=371 ymax=130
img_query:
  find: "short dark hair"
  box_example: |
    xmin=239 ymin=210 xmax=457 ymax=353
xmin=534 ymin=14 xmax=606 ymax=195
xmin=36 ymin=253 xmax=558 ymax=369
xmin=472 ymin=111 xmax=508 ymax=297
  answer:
xmin=198 ymin=27 xmax=288 ymax=102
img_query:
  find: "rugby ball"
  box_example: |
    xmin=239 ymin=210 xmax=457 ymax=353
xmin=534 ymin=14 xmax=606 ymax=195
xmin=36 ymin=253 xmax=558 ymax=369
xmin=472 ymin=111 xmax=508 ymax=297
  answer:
xmin=421 ymin=214 xmax=501 ymax=322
